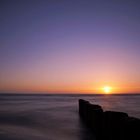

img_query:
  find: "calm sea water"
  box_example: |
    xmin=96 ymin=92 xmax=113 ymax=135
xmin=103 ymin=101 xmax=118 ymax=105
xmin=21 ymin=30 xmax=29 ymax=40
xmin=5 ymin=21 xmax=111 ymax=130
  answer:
xmin=0 ymin=94 xmax=140 ymax=140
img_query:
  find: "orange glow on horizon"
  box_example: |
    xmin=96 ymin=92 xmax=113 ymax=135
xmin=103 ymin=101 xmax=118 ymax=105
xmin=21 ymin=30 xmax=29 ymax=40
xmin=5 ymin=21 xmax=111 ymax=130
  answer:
xmin=0 ymin=77 xmax=140 ymax=94
xmin=0 ymin=82 xmax=140 ymax=94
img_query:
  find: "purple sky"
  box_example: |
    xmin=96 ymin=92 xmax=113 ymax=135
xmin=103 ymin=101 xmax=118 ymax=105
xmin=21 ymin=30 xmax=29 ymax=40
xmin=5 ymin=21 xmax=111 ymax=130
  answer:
xmin=0 ymin=0 xmax=140 ymax=93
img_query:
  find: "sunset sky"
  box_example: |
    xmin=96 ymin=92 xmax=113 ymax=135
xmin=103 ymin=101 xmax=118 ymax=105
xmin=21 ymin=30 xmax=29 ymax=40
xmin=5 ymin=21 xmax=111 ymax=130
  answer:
xmin=1 ymin=0 xmax=140 ymax=94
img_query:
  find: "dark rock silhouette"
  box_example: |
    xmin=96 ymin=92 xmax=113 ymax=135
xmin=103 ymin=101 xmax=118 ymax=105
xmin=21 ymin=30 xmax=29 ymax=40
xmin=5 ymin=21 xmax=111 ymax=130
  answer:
xmin=79 ymin=99 xmax=140 ymax=140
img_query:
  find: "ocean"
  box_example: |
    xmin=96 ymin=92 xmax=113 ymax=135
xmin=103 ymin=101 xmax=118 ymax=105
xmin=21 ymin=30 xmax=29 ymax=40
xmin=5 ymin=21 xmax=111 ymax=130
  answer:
xmin=0 ymin=94 xmax=140 ymax=140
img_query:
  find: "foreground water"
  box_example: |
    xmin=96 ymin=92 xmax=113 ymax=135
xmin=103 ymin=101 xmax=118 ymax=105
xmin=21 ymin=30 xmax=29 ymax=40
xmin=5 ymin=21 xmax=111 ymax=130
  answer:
xmin=0 ymin=94 xmax=140 ymax=140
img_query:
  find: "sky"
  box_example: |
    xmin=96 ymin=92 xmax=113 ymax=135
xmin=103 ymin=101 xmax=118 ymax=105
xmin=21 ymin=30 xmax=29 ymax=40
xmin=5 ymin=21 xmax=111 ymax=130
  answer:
xmin=0 ymin=0 xmax=140 ymax=94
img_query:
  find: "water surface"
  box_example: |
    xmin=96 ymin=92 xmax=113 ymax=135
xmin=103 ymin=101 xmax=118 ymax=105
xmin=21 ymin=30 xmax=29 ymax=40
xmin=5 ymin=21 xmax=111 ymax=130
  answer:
xmin=0 ymin=94 xmax=140 ymax=140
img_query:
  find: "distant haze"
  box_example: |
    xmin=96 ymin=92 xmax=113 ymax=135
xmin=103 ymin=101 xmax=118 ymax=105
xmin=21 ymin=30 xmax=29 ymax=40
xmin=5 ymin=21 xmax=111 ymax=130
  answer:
xmin=0 ymin=0 xmax=140 ymax=94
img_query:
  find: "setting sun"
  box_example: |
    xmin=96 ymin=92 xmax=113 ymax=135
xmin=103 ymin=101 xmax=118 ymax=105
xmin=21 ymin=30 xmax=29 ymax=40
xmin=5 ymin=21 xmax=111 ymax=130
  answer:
xmin=103 ymin=86 xmax=112 ymax=94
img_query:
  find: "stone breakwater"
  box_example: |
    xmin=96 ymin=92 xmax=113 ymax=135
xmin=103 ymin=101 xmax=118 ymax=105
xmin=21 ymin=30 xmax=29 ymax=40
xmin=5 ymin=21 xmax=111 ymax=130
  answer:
xmin=79 ymin=99 xmax=140 ymax=140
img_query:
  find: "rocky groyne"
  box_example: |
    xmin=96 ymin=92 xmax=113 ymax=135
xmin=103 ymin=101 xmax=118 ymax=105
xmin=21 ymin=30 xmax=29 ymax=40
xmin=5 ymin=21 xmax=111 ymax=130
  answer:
xmin=79 ymin=99 xmax=140 ymax=140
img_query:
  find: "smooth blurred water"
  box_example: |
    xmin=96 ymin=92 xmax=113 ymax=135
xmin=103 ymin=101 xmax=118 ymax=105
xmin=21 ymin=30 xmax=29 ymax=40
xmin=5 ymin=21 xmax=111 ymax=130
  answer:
xmin=0 ymin=94 xmax=140 ymax=140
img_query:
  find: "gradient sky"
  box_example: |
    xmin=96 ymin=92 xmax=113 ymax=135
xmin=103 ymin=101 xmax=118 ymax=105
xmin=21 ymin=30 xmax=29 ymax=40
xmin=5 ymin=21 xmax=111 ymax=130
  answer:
xmin=0 ymin=0 xmax=140 ymax=94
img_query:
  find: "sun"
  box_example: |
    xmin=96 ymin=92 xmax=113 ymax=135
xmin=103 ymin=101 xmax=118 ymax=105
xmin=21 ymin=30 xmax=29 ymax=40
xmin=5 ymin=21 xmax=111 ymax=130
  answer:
xmin=103 ymin=86 xmax=112 ymax=94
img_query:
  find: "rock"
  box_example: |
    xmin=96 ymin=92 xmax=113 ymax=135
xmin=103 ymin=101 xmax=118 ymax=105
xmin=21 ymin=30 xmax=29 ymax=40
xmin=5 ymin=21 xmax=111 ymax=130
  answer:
xmin=124 ymin=117 xmax=140 ymax=140
xmin=79 ymin=99 xmax=89 ymax=119
xmin=102 ymin=111 xmax=128 ymax=140
xmin=78 ymin=99 xmax=140 ymax=140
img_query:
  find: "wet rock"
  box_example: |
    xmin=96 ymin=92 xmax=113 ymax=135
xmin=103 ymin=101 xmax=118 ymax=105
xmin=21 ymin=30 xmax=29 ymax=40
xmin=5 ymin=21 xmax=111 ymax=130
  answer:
xmin=78 ymin=99 xmax=140 ymax=140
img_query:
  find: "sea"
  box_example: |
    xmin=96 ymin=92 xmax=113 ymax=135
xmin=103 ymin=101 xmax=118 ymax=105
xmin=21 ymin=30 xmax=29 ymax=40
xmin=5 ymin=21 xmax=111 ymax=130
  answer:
xmin=0 ymin=94 xmax=140 ymax=140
